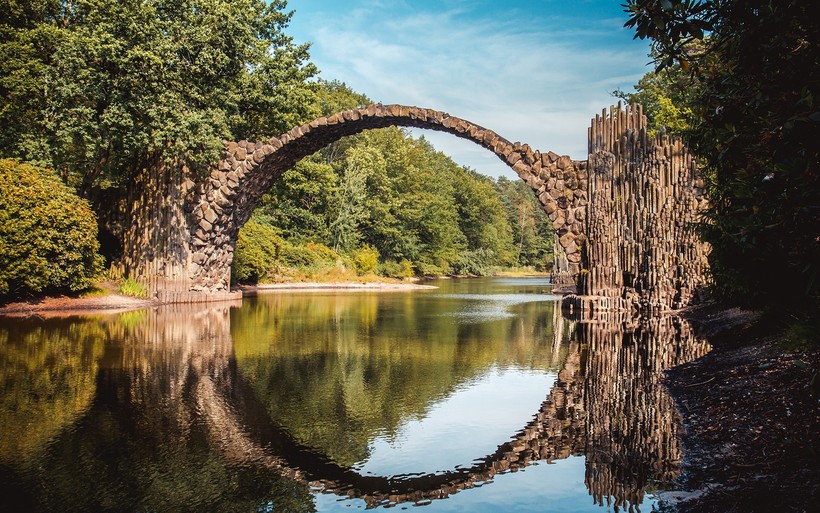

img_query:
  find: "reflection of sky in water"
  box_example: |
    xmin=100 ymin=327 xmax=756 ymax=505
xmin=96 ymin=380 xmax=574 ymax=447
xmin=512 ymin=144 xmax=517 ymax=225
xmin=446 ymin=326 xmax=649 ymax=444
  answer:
xmin=352 ymin=367 xmax=555 ymax=478
xmin=433 ymin=293 xmax=563 ymax=322
xmin=318 ymin=456 xmax=659 ymax=512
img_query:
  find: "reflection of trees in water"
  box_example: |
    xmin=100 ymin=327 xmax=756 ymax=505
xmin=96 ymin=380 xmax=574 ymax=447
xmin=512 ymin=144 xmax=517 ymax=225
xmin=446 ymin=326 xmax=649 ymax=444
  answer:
xmin=0 ymin=317 xmax=105 ymax=464
xmin=579 ymin=313 xmax=711 ymax=511
xmin=0 ymin=300 xmax=712 ymax=512
xmin=0 ymin=304 xmax=315 ymax=513
xmin=231 ymin=293 xmax=564 ymax=467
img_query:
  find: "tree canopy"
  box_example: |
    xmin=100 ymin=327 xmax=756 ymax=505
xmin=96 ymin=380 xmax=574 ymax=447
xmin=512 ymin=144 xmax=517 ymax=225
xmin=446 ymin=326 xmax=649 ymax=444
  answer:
xmin=623 ymin=0 xmax=819 ymax=315
xmin=0 ymin=0 xmax=318 ymax=195
xmin=1 ymin=3 xmax=555 ymax=291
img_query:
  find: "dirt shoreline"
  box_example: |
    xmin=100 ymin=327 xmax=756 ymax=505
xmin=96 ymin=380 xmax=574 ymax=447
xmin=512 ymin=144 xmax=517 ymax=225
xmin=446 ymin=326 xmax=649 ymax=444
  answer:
xmin=658 ymin=304 xmax=819 ymax=513
xmin=0 ymin=291 xmax=155 ymax=317
xmin=0 ymin=281 xmax=437 ymax=316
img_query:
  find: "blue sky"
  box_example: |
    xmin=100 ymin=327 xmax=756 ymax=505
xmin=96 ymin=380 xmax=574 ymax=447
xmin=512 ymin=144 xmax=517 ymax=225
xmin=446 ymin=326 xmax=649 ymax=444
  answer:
xmin=287 ymin=0 xmax=652 ymax=178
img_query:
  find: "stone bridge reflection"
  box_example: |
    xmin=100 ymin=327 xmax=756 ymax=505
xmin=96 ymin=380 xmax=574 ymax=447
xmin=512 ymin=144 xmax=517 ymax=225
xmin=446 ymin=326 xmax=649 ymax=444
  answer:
xmin=110 ymin=304 xmax=708 ymax=508
xmin=0 ymin=302 xmax=710 ymax=510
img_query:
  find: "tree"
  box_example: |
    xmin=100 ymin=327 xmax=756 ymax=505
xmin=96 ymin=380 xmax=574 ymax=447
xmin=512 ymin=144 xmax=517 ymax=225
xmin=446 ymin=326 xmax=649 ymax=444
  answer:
xmin=330 ymin=146 xmax=385 ymax=253
xmin=0 ymin=1 xmax=319 ymax=285
xmin=624 ymin=0 xmax=820 ymax=314
xmin=611 ymin=49 xmax=698 ymax=136
xmin=495 ymin=177 xmax=553 ymax=269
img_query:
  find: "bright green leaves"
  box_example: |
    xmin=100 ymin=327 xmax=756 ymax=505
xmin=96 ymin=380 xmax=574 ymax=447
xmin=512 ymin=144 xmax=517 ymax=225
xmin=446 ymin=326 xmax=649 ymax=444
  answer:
xmin=331 ymin=146 xmax=386 ymax=253
xmin=243 ymin=118 xmax=553 ymax=281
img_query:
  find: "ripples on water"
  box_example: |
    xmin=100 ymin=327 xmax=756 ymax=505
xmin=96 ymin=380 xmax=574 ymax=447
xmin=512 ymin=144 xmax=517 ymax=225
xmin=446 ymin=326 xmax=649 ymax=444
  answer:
xmin=0 ymin=277 xmax=710 ymax=512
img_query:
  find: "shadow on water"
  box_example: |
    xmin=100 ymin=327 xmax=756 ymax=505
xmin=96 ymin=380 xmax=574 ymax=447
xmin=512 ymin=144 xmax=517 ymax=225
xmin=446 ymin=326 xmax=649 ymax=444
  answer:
xmin=0 ymin=280 xmax=710 ymax=512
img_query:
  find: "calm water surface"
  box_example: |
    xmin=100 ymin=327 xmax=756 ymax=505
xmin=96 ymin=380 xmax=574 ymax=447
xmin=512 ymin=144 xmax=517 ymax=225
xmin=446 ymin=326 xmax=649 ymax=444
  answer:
xmin=0 ymin=277 xmax=710 ymax=512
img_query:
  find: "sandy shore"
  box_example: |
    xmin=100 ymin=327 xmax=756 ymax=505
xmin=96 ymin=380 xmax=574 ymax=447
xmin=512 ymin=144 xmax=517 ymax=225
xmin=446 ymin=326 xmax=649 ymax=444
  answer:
xmin=0 ymin=292 xmax=155 ymax=317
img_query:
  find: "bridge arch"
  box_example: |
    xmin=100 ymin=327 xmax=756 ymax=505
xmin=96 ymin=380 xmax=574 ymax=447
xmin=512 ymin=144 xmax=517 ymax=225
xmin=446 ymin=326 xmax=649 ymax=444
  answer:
xmin=186 ymin=104 xmax=588 ymax=293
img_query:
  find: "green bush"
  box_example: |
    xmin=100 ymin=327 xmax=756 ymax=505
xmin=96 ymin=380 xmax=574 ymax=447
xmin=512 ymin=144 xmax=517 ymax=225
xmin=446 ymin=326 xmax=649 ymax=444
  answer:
xmin=0 ymin=160 xmax=103 ymax=296
xmin=232 ymin=218 xmax=283 ymax=283
xmin=351 ymin=245 xmax=379 ymax=275
xmin=117 ymin=278 xmax=148 ymax=299
xmin=233 ymin=218 xmax=343 ymax=283
xmin=280 ymin=241 xmax=338 ymax=269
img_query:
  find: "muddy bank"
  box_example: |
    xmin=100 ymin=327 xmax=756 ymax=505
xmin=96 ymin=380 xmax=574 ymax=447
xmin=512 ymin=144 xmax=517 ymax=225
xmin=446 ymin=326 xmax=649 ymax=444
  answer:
xmin=0 ymin=291 xmax=153 ymax=317
xmin=659 ymin=305 xmax=819 ymax=512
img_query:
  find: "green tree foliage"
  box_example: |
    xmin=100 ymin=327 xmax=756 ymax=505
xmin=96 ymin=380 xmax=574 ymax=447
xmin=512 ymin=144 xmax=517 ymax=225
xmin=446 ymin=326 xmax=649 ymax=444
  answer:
xmin=624 ymin=0 xmax=819 ymax=314
xmin=612 ymin=50 xmax=698 ymax=136
xmin=0 ymin=160 xmax=103 ymax=296
xmin=495 ymin=177 xmax=554 ymax=270
xmin=330 ymin=146 xmax=385 ymax=253
xmin=237 ymin=125 xmax=554 ymax=281
xmin=0 ymin=0 xmax=318 ymax=195
xmin=232 ymin=218 xmax=284 ymax=283
xmin=257 ymin=159 xmax=336 ymax=243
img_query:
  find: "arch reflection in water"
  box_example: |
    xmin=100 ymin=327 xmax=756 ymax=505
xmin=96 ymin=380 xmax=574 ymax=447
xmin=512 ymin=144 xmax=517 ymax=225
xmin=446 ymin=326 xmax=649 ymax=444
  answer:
xmin=0 ymin=280 xmax=711 ymax=512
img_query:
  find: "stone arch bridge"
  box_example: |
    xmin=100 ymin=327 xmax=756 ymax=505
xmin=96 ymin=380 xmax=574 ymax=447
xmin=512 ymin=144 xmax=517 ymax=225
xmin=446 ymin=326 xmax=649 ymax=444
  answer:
xmin=125 ymin=103 xmax=709 ymax=312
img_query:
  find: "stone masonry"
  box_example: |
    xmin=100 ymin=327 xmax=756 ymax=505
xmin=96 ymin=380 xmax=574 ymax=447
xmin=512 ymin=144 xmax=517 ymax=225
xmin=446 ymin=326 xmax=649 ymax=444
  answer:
xmin=164 ymin=103 xmax=708 ymax=313
xmin=185 ymin=104 xmax=588 ymax=293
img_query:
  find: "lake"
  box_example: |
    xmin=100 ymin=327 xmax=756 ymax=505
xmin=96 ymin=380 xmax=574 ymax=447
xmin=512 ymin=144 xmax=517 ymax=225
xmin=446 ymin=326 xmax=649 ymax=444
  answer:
xmin=0 ymin=277 xmax=710 ymax=512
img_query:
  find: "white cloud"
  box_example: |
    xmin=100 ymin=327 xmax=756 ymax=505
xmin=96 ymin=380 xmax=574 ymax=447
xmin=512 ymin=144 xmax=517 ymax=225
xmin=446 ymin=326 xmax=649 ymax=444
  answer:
xmin=290 ymin=2 xmax=651 ymax=177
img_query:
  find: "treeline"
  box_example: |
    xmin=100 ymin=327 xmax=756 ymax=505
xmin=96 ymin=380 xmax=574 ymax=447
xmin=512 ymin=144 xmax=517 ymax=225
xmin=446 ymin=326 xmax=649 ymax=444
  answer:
xmin=234 ymin=83 xmax=552 ymax=282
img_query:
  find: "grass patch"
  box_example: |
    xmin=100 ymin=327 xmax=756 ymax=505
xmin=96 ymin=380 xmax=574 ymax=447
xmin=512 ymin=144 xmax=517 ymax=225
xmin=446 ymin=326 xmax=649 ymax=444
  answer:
xmin=78 ymin=285 xmax=109 ymax=298
xmin=118 ymin=278 xmax=148 ymax=299
xmin=781 ymin=315 xmax=820 ymax=351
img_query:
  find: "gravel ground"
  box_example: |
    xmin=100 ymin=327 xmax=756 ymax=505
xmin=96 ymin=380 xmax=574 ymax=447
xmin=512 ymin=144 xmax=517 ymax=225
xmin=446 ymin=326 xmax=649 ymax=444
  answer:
xmin=659 ymin=306 xmax=819 ymax=513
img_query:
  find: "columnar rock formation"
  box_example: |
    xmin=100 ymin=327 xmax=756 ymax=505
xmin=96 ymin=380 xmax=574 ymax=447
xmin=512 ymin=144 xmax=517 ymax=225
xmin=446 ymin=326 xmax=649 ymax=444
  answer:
xmin=579 ymin=314 xmax=711 ymax=508
xmin=564 ymin=104 xmax=711 ymax=312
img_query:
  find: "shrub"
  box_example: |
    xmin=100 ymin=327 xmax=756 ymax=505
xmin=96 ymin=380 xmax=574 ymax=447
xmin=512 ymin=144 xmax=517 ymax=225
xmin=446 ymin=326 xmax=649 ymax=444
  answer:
xmin=118 ymin=278 xmax=148 ymax=299
xmin=351 ymin=245 xmax=379 ymax=275
xmin=0 ymin=160 xmax=103 ymax=296
xmin=232 ymin=218 xmax=283 ymax=283
xmin=415 ymin=261 xmax=444 ymax=277
xmin=379 ymin=259 xmax=415 ymax=279
xmin=305 ymin=242 xmax=339 ymax=264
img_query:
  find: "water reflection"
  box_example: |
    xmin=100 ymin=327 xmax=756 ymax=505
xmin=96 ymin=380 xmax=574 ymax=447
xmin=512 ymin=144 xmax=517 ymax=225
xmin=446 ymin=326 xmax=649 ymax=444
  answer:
xmin=0 ymin=279 xmax=711 ymax=512
xmin=578 ymin=313 xmax=711 ymax=511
